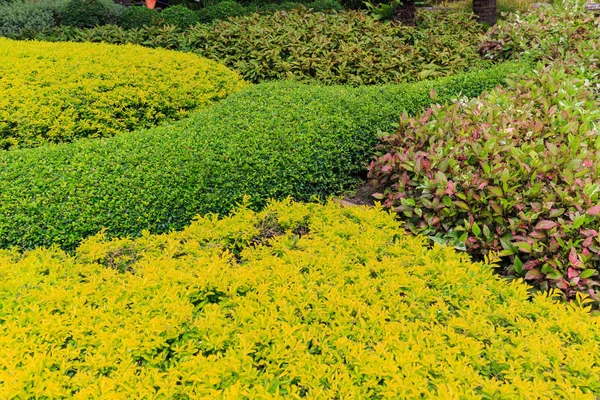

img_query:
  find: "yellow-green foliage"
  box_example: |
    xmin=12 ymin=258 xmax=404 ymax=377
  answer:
xmin=0 ymin=38 xmax=244 ymax=149
xmin=1 ymin=199 xmax=599 ymax=398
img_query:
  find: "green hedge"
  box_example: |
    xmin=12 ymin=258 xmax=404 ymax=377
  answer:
xmin=0 ymin=61 xmax=527 ymax=251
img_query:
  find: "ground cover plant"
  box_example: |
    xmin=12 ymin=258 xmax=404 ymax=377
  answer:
xmin=367 ymin=9 xmax=600 ymax=299
xmin=1 ymin=200 xmax=599 ymax=397
xmin=18 ymin=9 xmax=491 ymax=85
xmin=0 ymin=61 xmax=525 ymax=250
xmin=0 ymin=38 xmax=243 ymax=149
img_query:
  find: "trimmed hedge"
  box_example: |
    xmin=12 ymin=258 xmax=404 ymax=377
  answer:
xmin=1 ymin=200 xmax=600 ymax=397
xmin=0 ymin=38 xmax=244 ymax=149
xmin=0 ymin=61 xmax=527 ymax=250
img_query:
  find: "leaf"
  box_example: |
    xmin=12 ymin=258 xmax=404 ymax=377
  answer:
xmin=568 ymin=248 xmax=582 ymax=269
xmin=587 ymin=204 xmax=600 ymax=216
xmin=525 ymin=269 xmax=543 ymax=280
xmin=546 ymin=270 xmax=563 ymax=280
xmin=471 ymin=222 xmax=481 ymax=237
xmin=534 ymin=220 xmax=558 ymax=230
xmin=580 ymin=269 xmax=596 ymax=279
xmin=515 ymin=241 xmax=532 ymax=253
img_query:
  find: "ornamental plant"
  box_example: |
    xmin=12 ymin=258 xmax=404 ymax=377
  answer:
xmin=0 ymin=38 xmax=243 ymax=149
xmin=0 ymin=199 xmax=599 ymax=397
xmin=18 ymin=9 xmax=490 ymax=85
xmin=479 ymin=7 xmax=600 ymax=63
xmin=367 ymin=61 xmax=600 ymax=300
xmin=0 ymin=62 xmax=524 ymax=250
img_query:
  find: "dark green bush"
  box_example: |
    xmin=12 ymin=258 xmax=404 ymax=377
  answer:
xmin=0 ymin=1 xmax=55 ymax=37
xmin=119 ymin=6 xmax=162 ymax=29
xmin=309 ymin=0 xmax=342 ymax=12
xmin=161 ymin=4 xmax=200 ymax=28
xmin=59 ymin=0 xmax=122 ymax=28
xmin=0 ymin=61 xmax=525 ymax=251
xmin=18 ymin=9 xmax=488 ymax=85
xmin=197 ymin=1 xmax=247 ymax=23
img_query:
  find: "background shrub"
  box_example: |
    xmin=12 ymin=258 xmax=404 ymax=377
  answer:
xmin=59 ymin=0 xmax=123 ymax=28
xmin=187 ymin=9 xmax=489 ymax=84
xmin=479 ymin=7 xmax=600 ymax=62
xmin=197 ymin=0 xmax=247 ymax=23
xmin=119 ymin=5 xmax=162 ymax=29
xmin=1 ymin=200 xmax=599 ymax=397
xmin=309 ymin=0 xmax=343 ymax=11
xmin=0 ymin=38 xmax=244 ymax=149
xmin=0 ymin=1 xmax=55 ymax=37
xmin=0 ymin=61 xmax=525 ymax=250
xmin=160 ymin=4 xmax=201 ymax=28
xmin=18 ymin=9 xmax=490 ymax=85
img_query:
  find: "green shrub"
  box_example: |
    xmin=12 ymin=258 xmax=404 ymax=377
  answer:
xmin=188 ymin=9 xmax=489 ymax=84
xmin=18 ymin=9 xmax=490 ymax=85
xmin=119 ymin=5 xmax=162 ymax=29
xmin=197 ymin=0 xmax=247 ymax=23
xmin=59 ymin=0 xmax=123 ymax=28
xmin=161 ymin=4 xmax=200 ymax=28
xmin=0 ymin=38 xmax=244 ymax=149
xmin=2 ymin=199 xmax=600 ymax=397
xmin=309 ymin=0 xmax=343 ymax=12
xmin=0 ymin=1 xmax=55 ymax=37
xmin=0 ymin=61 xmax=525 ymax=250
xmin=254 ymin=1 xmax=301 ymax=12
xmin=367 ymin=61 xmax=600 ymax=300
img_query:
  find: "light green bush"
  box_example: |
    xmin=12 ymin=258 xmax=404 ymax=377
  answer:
xmin=0 ymin=61 xmax=526 ymax=250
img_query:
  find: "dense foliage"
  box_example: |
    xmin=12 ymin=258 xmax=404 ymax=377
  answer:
xmin=479 ymin=7 xmax=600 ymax=62
xmin=119 ymin=5 xmax=162 ymax=29
xmin=0 ymin=38 xmax=243 ymax=149
xmin=0 ymin=1 xmax=55 ymax=37
xmin=19 ymin=9 xmax=490 ymax=85
xmin=367 ymin=44 xmax=600 ymax=299
xmin=160 ymin=4 xmax=201 ymax=28
xmin=59 ymin=0 xmax=123 ymax=28
xmin=0 ymin=62 xmax=523 ymax=250
xmin=1 ymin=200 xmax=599 ymax=398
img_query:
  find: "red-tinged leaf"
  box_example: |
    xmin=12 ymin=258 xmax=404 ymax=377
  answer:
xmin=555 ymin=278 xmax=569 ymax=290
xmin=525 ymin=269 xmax=543 ymax=280
xmin=535 ymin=220 xmax=558 ymax=230
xmin=588 ymin=289 xmax=600 ymax=302
xmin=515 ymin=241 xmax=532 ymax=253
xmin=372 ymin=193 xmax=385 ymax=200
xmin=522 ymin=259 xmax=541 ymax=270
xmin=581 ymin=229 xmax=598 ymax=237
xmin=582 ymin=236 xmax=594 ymax=248
xmin=569 ymin=248 xmax=583 ymax=269
xmin=587 ymin=204 xmax=600 ymax=216
xmin=529 ymin=230 xmax=546 ymax=239
xmin=567 ymin=267 xmax=577 ymax=279
xmin=445 ymin=181 xmax=455 ymax=196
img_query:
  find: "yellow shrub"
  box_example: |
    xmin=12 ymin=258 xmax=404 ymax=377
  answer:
xmin=0 ymin=199 xmax=599 ymax=398
xmin=0 ymin=38 xmax=244 ymax=149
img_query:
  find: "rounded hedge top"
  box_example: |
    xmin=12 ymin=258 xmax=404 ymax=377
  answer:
xmin=0 ymin=38 xmax=244 ymax=149
xmin=0 ymin=200 xmax=599 ymax=397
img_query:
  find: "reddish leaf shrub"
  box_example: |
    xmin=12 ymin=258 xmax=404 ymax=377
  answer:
xmin=367 ymin=64 xmax=600 ymax=300
xmin=479 ymin=7 xmax=600 ymax=63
